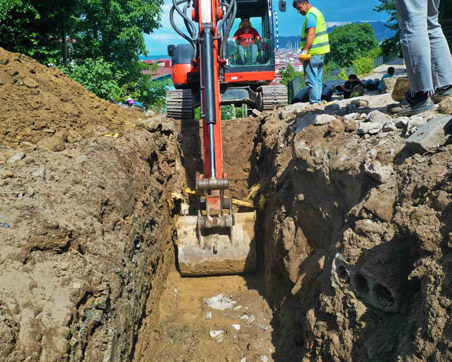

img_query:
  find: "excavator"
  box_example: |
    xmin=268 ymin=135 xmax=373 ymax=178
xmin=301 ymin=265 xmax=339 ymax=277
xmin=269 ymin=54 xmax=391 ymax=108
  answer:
xmin=167 ymin=0 xmax=288 ymax=276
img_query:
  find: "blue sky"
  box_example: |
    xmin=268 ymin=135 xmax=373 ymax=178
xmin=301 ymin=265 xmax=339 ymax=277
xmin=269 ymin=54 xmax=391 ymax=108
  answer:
xmin=144 ymin=0 xmax=388 ymax=55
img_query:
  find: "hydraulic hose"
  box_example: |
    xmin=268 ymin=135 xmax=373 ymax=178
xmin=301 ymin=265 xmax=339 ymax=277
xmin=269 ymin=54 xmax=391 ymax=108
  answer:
xmin=219 ymin=0 xmax=237 ymax=59
xmin=170 ymin=0 xmax=197 ymax=57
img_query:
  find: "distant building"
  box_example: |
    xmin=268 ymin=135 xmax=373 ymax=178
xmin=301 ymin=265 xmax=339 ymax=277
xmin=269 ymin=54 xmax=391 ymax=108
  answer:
xmin=142 ymin=59 xmax=172 ymax=80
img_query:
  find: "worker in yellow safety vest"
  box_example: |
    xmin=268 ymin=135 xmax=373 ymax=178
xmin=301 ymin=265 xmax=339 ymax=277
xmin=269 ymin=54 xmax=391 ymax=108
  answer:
xmin=293 ymin=0 xmax=330 ymax=104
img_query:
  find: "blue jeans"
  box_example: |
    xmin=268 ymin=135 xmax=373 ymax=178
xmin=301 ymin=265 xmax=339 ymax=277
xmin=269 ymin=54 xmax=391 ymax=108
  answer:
xmin=395 ymin=0 xmax=452 ymax=94
xmin=304 ymin=55 xmax=324 ymax=103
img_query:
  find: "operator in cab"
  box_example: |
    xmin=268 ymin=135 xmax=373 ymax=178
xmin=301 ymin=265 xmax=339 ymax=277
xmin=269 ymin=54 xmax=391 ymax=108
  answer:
xmin=233 ymin=17 xmax=262 ymax=64
xmin=293 ymin=0 xmax=330 ymax=104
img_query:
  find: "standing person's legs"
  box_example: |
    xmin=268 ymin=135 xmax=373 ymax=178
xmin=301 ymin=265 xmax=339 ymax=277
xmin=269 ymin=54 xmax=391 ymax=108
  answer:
xmin=304 ymin=55 xmax=324 ymax=104
xmin=395 ymin=0 xmax=433 ymax=93
xmin=391 ymin=0 xmax=434 ymax=114
xmin=428 ymin=0 xmax=452 ymax=99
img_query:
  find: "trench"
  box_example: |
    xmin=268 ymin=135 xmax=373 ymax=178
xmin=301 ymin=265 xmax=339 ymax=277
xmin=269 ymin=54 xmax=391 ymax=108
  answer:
xmin=126 ymin=111 xmax=432 ymax=362
xmin=130 ymin=114 xmax=369 ymax=362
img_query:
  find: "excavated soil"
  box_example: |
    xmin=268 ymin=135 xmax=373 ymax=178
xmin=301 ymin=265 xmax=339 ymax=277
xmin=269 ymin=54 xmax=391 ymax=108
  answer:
xmin=1 ymin=46 xmax=451 ymax=362
xmin=0 ymin=47 xmax=141 ymax=149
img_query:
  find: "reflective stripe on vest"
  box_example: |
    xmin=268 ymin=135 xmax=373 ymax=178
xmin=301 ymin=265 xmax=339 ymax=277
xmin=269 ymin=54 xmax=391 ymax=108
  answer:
xmin=300 ymin=7 xmax=330 ymax=55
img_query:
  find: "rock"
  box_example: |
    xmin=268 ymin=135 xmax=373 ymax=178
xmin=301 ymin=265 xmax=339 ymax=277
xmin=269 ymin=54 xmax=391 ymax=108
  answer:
xmin=279 ymin=110 xmax=294 ymax=120
xmin=383 ymin=77 xmax=397 ymax=94
xmin=328 ymin=119 xmax=345 ymax=133
xmin=20 ymin=141 xmax=36 ymax=150
xmin=345 ymin=120 xmax=358 ymax=132
xmin=145 ymin=110 xmax=156 ymax=118
xmin=314 ymin=114 xmax=336 ymax=125
xmin=357 ymin=122 xmax=383 ymax=135
xmin=0 ymin=58 xmax=9 ymax=65
xmin=204 ymin=294 xmax=236 ymax=310
xmin=351 ymin=99 xmax=369 ymax=108
xmin=232 ymin=324 xmax=241 ymax=331
xmin=395 ymin=117 xmax=409 ymax=128
xmin=8 ymin=152 xmax=25 ymax=163
xmin=292 ymin=113 xmax=316 ymax=133
xmin=67 ymin=130 xmax=82 ymax=143
xmin=439 ymin=97 xmax=452 ymax=115
xmin=37 ymin=135 xmax=65 ymax=152
xmin=251 ymin=109 xmax=262 ymax=117
xmin=2 ymin=171 xmax=14 ymax=179
xmin=364 ymin=188 xmax=396 ymax=222
xmin=364 ymin=161 xmax=393 ymax=183
xmin=143 ymin=119 xmax=175 ymax=133
xmin=368 ymin=110 xmax=391 ymax=124
xmin=391 ymin=77 xmax=410 ymax=101
xmin=344 ymin=113 xmax=359 ymax=122
xmin=405 ymin=115 xmax=452 ymax=153
xmin=23 ymin=77 xmax=38 ymax=88
xmin=406 ymin=116 xmax=428 ymax=136
xmin=31 ymin=167 xmax=46 ymax=179
xmin=382 ymin=121 xmax=398 ymax=132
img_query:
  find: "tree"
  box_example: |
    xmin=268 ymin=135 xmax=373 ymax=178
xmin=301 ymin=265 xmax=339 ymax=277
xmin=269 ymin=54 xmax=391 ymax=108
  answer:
xmin=326 ymin=23 xmax=379 ymax=67
xmin=374 ymin=0 xmax=400 ymax=56
xmin=0 ymin=0 xmax=78 ymax=65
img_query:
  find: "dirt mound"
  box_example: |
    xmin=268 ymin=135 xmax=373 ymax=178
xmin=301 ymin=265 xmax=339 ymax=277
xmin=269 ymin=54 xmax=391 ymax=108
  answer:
xmin=252 ymin=96 xmax=451 ymax=362
xmin=0 ymin=47 xmax=141 ymax=149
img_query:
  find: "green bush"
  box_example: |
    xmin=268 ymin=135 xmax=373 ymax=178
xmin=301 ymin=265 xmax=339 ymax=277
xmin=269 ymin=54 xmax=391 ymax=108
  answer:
xmin=352 ymin=57 xmax=375 ymax=75
xmin=364 ymin=47 xmax=383 ymax=59
xmin=63 ymin=58 xmax=125 ymax=102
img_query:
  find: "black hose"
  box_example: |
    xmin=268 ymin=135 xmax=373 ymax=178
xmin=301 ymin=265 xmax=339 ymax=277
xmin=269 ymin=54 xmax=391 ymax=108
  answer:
xmin=170 ymin=0 xmax=197 ymax=57
xmin=220 ymin=0 xmax=237 ymax=58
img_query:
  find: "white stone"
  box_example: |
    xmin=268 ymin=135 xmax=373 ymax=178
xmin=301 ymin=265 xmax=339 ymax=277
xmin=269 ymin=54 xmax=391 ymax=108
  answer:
xmin=382 ymin=121 xmax=398 ymax=132
xmin=314 ymin=114 xmax=336 ymax=125
xmin=232 ymin=324 xmax=241 ymax=331
xmin=8 ymin=152 xmax=25 ymax=163
xmin=205 ymin=294 xmax=236 ymax=310
xmin=343 ymin=113 xmax=359 ymax=121
xmin=357 ymin=122 xmax=383 ymax=135
xmin=210 ymin=330 xmax=224 ymax=338
xmin=368 ymin=110 xmax=391 ymax=124
xmin=364 ymin=161 xmax=393 ymax=183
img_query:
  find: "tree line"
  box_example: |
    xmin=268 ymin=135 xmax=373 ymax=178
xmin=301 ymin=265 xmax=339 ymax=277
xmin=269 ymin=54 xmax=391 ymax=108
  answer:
xmin=0 ymin=0 xmax=169 ymax=109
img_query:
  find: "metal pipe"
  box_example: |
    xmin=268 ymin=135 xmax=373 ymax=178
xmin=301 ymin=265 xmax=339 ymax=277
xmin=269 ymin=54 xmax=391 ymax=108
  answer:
xmin=208 ymin=123 xmax=216 ymax=178
xmin=201 ymin=25 xmax=217 ymax=178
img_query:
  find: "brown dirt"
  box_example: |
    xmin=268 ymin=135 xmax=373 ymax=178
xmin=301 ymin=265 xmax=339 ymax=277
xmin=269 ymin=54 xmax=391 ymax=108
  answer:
xmin=0 ymin=47 xmax=141 ymax=149
xmin=1 ymin=44 xmax=451 ymax=362
xmin=135 ymin=269 xmax=274 ymax=362
xmin=0 ymin=47 xmax=180 ymax=361
xmin=250 ymin=99 xmax=451 ymax=362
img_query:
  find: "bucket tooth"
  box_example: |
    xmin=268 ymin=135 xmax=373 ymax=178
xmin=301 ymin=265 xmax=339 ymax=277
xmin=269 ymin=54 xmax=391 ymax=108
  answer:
xmin=176 ymin=212 xmax=256 ymax=276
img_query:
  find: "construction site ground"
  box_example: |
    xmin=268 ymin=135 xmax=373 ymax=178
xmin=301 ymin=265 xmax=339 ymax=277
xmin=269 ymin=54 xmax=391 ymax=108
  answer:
xmin=0 ymin=46 xmax=451 ymax=362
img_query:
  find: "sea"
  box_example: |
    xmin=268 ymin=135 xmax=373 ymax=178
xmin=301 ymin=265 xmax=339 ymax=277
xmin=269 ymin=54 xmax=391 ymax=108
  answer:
xmin=139 ymin=55 xmax=170 ymax=61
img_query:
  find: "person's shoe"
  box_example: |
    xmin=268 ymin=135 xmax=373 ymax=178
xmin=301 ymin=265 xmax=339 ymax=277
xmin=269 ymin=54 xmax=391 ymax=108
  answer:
xmin=431 ymin=86 xmax=452 ymax=104
xmin=387 ymin=97 xmax=409 ymax=112
xmin=388 ymin=97 xmax=434 ymax=116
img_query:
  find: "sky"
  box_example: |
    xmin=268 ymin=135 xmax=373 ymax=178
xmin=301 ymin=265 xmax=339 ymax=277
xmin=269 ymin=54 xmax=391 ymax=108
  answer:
xmin=144 ymin=0 xmax=388 ymax=56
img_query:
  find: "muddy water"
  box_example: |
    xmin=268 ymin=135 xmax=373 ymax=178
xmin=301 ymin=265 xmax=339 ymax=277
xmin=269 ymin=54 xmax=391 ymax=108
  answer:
xmin=137 ymin=269 xmax=275 ymax=362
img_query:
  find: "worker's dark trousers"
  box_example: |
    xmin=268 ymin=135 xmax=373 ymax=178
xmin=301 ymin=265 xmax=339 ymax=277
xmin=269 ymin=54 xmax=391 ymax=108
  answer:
xmin=395 ymin=0 xmax=452 ymax=94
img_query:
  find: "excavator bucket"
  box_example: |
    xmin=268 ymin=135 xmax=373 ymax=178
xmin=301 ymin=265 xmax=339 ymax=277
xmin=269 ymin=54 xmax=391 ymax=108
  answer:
xmin=176 ymin=212 xmax=257 ymax=276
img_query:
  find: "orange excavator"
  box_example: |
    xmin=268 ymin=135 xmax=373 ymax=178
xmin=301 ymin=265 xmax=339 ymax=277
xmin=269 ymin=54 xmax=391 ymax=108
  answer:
xmin=168 ymin=0 xmax=287 ymax=276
